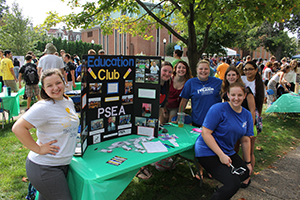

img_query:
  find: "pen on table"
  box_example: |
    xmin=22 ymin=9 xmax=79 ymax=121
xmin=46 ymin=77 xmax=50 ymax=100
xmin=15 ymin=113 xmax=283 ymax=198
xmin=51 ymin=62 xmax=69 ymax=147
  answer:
xmin=163 ymin=143 xmax=174 ymax=148
xmin=162 ymin=143 xmax=170 ymax=149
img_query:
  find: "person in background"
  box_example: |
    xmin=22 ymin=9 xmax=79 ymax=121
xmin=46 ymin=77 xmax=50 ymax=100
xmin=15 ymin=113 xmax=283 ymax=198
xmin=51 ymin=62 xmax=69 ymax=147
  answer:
xmin=1 ymin=50 xmax=18 ymax=92
xmin=171 ymin=49 xmax=183 ymax=67
xmin=75 ymin=59 xmax=82 ymax=82
xmin=179 ymin=60 xmax=222 ymax=127
xmin=98 ymin=49 xmax=105 ymax=55
xmin=257 ymin=58 xmax=264 ymax=75
xmin=216 ymin=58 xmax=229 ymax=80
xmin=88 ymin=49 xmax=96 ymax=55
xmin=162 ymin=61 xmax=192 ymax=122
xmin=0 ymin=49 xmax=4 ymax=90
xmin=284 ymin=59 xmax=297 ymax=92
xmin=63 ymin=53 xmax=76 ymax=91
xmin=268 ymin=64 xmax=291 ymax=104
xmin=38 ymin=43 xmax=65 ymax=80
xmin=18 ymin=54 xmax=41 ymax=111
xmin=13 ymin=58 xmax=20 ymax=79
xmin=12 ymin=68 xmax=79 ymax=200
xmin=280 ymin=57 xmax=288 ymax=67
xmin=196 ymin=82 xmax=253 ymax=200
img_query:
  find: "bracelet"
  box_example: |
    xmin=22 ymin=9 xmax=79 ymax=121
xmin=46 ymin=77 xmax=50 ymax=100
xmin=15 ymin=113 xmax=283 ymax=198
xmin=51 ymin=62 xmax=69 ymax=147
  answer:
xmin=245 ymin=161 xmax=251 ymax=164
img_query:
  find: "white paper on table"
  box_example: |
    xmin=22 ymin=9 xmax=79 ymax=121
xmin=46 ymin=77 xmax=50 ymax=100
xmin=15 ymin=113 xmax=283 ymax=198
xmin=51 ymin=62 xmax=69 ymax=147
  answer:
xmin=142 ymin=141 xmax=168 ymax=153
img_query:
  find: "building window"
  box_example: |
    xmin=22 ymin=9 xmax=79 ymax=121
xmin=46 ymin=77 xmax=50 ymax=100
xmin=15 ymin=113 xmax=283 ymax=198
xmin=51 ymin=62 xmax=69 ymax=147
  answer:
xmin=115 ymin=30 xmax=118 ymax=55
xmin=119 ymin=33 xmax=122 ymax=54
xmin=87 ymin=31 xmax=93 ymax=37
xmin=123 ymin=33 xmax=126 ymax=55
xmin=76 ymin=35 xmax=80 ymax=41
xmin=99 ymin=29 xmax=101 ymax=46
xmin=169 ymin=34 xmax=172 ymax=43
xmin=70 ymin=35 xmax=73 ymax=41
xmin=156 ymin=28 xmax=160 ymax=56
xmin=106 ymin=35 xmax=109 ymax=54
xmin=103 ymin=35 xmax=105 ymax=50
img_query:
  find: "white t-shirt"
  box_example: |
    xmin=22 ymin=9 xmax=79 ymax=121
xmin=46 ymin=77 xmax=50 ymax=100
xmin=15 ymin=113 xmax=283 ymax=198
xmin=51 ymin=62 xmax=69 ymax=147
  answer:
xmin=263 ymin=68 xmax=272 ymax=81
xmin=241 ymin=76 xmax=256 ymax=96
xmin=284 ymin=70 xmax=296 ymax=83
xmin=22 ymin=98 xmax=79 ymax=166
xmin=150 ymin=65 xmax=159 ymax=74
xmin=38 ymin=54 xmax=65 ymax=71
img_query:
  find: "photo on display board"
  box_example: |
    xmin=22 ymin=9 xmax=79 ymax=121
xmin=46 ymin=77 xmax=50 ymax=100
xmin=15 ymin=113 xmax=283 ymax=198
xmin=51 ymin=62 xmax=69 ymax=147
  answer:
xmin=82 ymin=125 xmax=88 ymax=137
xmin=91 ymin=118 xmax=104 ymax=131
xmin=88 ymin=97 xmax=101 ymax=109
xmin=150 ymin=59 xmax=160 ymax=74
xmin=122 ymin=94 xmax=133 ymax=104
xmin=119 ymin=114 xmax=131 ymax=125
xmin=107 ymin=117 xmax=116 ymax=132
xmin=135 ymin=68 xmax=145 ymax=83
xmin=142 ymin=103 xmax=151 ymax=117
xmin=145 ymin=73 xmax=159 ymax=84
xmin=124 ymin=80 xmax=133 ymax=94
xmin=146 ymin=118 xmax=158 ymax=128
xmin=82 ymin=111 xmax=86 ymax=130
xmin=135 ymin=117 xmax=147 ymax=126
xmin=89 ymin=83 xmax=102 ymax=94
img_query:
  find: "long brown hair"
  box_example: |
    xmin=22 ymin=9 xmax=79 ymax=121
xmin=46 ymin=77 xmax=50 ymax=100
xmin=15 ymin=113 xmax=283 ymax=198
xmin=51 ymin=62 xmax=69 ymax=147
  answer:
xmin=172 ymin=60 xmax=193 ymax=80
xmin=40 ymin=69 xmax=68 ymax=102
xmin=220 ymin=66 xmax=243 ymax=95
xmin=243 ymin=61 xmax=264 ymax=115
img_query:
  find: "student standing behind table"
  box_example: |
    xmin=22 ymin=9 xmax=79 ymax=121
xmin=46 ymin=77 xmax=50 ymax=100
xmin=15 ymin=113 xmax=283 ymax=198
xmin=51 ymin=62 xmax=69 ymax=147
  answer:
xmin=179 ymin=60 xmax=222 ymax=127
xmin=18 ymin=54 xmax=41 ymax=111
xmin=63 ymin=53 xmax=76 ymax=91
xmin=171 ymin=49 xmax=183 ymax=67
xmin=159 ymin=61 xmax=173 ymax=124
xmin=241 ymin=61 xmax=264 ymax=173
xmin=12 ymin=68 xmax=79 ymax=200
xmin=195 ymin=82 xmax=253 ymax=200
xmin=162 ymin=61 xmax=192 ymax=122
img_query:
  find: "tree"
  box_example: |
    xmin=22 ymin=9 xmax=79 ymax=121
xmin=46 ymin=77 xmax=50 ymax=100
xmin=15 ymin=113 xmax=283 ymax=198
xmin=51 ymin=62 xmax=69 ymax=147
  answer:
xmin=43 ymin=0 xmax=300 ymax=76
xmin=0 ymin=0 xmax=8 ymax=19
xmin=0 ymin=2 xmax=36 ymax=55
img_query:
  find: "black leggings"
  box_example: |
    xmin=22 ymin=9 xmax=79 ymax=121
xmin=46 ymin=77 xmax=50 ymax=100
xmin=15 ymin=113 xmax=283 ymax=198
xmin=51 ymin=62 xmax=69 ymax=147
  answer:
xmin=197 ymin=154 xmax=250 ymax=200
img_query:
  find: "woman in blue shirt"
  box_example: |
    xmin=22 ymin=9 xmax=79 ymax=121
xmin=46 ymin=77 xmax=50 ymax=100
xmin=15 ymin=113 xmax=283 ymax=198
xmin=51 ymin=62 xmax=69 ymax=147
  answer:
xmin=195 ymin=82 xmax=253 ymax=200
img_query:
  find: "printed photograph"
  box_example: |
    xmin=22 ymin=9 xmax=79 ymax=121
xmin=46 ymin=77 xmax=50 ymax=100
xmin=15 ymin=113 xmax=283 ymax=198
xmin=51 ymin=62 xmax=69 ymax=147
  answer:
xmin=146 ymin=118 xmax=158 ymax=128
xmin=107 ymin=117 xmax=116 ymax=132
xmin=135 ymin=68 xmax=145 ymax=83
xmin=91 ymin=118 xmax=104 ymax=131
xmin=145 ymin=73 xmax=159 ymax=84
xmin=142 ymin=103 xmax=151 ymax=117
xmin=122 ymin=94 xmax=134 ymax=104
xmin=150 ymin=59 xmax=160 ymax=74
xmin=119 ymin=114 xmax=131 ymax=125
xmin=88 ymin=97 xmax=101 ymax=109
xmin=124 ymin=80 xmax=133 ymax=94
xmin=89 ymin=82 xmax=102 ymax=94
xmin=135 ymin=117 xmax=146 ymax=126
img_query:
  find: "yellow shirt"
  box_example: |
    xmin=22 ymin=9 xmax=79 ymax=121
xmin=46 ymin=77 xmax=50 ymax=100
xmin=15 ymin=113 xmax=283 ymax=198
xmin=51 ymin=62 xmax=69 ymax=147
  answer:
xmin=0 ymin=58 xmax=2 ymax=76
xmin=1 ymin=58 xmax=14 ymax=80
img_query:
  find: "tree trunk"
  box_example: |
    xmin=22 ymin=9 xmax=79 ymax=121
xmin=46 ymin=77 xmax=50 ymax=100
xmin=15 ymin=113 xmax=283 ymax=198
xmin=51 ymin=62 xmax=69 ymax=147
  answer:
xmin=186 ymin=3 xmax=201 ymax=77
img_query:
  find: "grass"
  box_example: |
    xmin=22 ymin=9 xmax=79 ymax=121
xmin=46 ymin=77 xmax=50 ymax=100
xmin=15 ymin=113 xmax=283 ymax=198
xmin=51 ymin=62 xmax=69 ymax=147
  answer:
xmin=0 ymin=105 xmax=300 ymax=200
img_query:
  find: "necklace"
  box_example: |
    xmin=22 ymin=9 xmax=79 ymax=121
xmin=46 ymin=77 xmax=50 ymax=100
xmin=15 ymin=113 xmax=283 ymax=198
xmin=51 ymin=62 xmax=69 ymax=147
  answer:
xmin=198 ymin=77 xmax=208 ymax=88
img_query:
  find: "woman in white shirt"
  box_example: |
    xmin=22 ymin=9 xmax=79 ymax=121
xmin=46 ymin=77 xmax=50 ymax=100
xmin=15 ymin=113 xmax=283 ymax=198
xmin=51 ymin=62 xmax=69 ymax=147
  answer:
xmin=12 ymin=69 xmax=79 ymax=200
xmin=283 ymin=60 xmax=298 ymax=92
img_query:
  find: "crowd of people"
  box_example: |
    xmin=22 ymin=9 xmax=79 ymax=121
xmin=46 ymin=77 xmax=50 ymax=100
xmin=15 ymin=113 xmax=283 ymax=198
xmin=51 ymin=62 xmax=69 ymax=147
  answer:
xmin=1 ymin=43 xmax=299 ymax=199
xmin=157 ymin=53 xmax=299 ymax=199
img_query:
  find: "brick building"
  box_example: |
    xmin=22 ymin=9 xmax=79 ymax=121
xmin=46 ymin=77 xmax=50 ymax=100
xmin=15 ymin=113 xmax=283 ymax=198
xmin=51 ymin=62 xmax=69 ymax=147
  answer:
xmin=81 ymin=25 xmax=182 ymax=56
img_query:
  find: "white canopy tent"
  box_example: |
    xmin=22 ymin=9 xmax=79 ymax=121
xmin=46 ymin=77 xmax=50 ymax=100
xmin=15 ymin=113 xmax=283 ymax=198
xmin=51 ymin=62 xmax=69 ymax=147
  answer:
xmin=224 ymin=47 xmax=238 ymax=56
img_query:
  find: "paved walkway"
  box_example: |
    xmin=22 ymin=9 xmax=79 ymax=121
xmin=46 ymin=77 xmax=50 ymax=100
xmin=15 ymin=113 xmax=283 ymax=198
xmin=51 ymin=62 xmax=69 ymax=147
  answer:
xmin=232 ymin=146 xmax=300 ymax=200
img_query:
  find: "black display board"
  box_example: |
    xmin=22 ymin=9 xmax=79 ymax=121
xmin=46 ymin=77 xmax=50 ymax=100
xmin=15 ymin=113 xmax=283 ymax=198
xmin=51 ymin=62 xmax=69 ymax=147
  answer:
xmin=79 ymin=55 xmax=161 ymax=156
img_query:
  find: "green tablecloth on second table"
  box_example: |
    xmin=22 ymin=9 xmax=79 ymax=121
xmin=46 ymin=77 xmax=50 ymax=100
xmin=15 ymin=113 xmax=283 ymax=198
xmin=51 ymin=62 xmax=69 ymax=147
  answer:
xmin=67 ymin=124 xmax=200 ymax=200
xmin=0 ymin=92 xmax=20 ymax=119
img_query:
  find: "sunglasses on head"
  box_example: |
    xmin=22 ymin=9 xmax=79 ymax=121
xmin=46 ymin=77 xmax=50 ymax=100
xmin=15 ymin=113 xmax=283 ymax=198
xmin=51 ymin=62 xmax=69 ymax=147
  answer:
xmin=243 ymin=68 xmax=255 ymax=72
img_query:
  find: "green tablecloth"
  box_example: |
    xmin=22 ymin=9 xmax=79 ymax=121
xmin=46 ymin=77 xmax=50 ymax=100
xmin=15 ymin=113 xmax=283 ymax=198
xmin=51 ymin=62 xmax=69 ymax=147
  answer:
xmin=67 ymin=124 xmax=199 ymax=200
xmin=266 ymin=93 xmax=300 ymax=113
xmin=0 ymin=92 xmax=20 ymax=119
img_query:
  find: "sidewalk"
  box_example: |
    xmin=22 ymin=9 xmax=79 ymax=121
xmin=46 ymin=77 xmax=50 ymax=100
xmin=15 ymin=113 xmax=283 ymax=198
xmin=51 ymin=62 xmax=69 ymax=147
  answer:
xmin=232 ymin=146 xmax=300 ymax=200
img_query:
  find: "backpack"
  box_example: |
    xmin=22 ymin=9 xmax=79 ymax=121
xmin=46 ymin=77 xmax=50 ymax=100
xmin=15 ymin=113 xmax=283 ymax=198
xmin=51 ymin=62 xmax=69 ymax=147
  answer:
xmin=23 ymin=63 xmax=39 ymax=85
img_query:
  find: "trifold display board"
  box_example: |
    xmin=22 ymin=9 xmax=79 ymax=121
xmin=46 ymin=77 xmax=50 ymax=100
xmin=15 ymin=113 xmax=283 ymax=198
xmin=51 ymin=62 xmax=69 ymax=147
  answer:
xmin=79 ymin=55 xmax=161 ymax=156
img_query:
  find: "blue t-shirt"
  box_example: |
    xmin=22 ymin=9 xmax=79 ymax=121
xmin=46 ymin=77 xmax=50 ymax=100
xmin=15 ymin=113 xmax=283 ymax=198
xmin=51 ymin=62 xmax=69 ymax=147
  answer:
xmin=180 ymin=77 xmax=222 ymax=126
xmin=195 ymin=102 xmax=254 ymax=157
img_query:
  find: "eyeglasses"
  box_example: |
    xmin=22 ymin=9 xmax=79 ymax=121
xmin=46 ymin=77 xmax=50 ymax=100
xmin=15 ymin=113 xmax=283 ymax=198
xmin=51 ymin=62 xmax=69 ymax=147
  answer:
xmin=243 ymin=68 xmax=255 ymax=72
xmin=230 ymin=163 xmax=246 ymax=175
